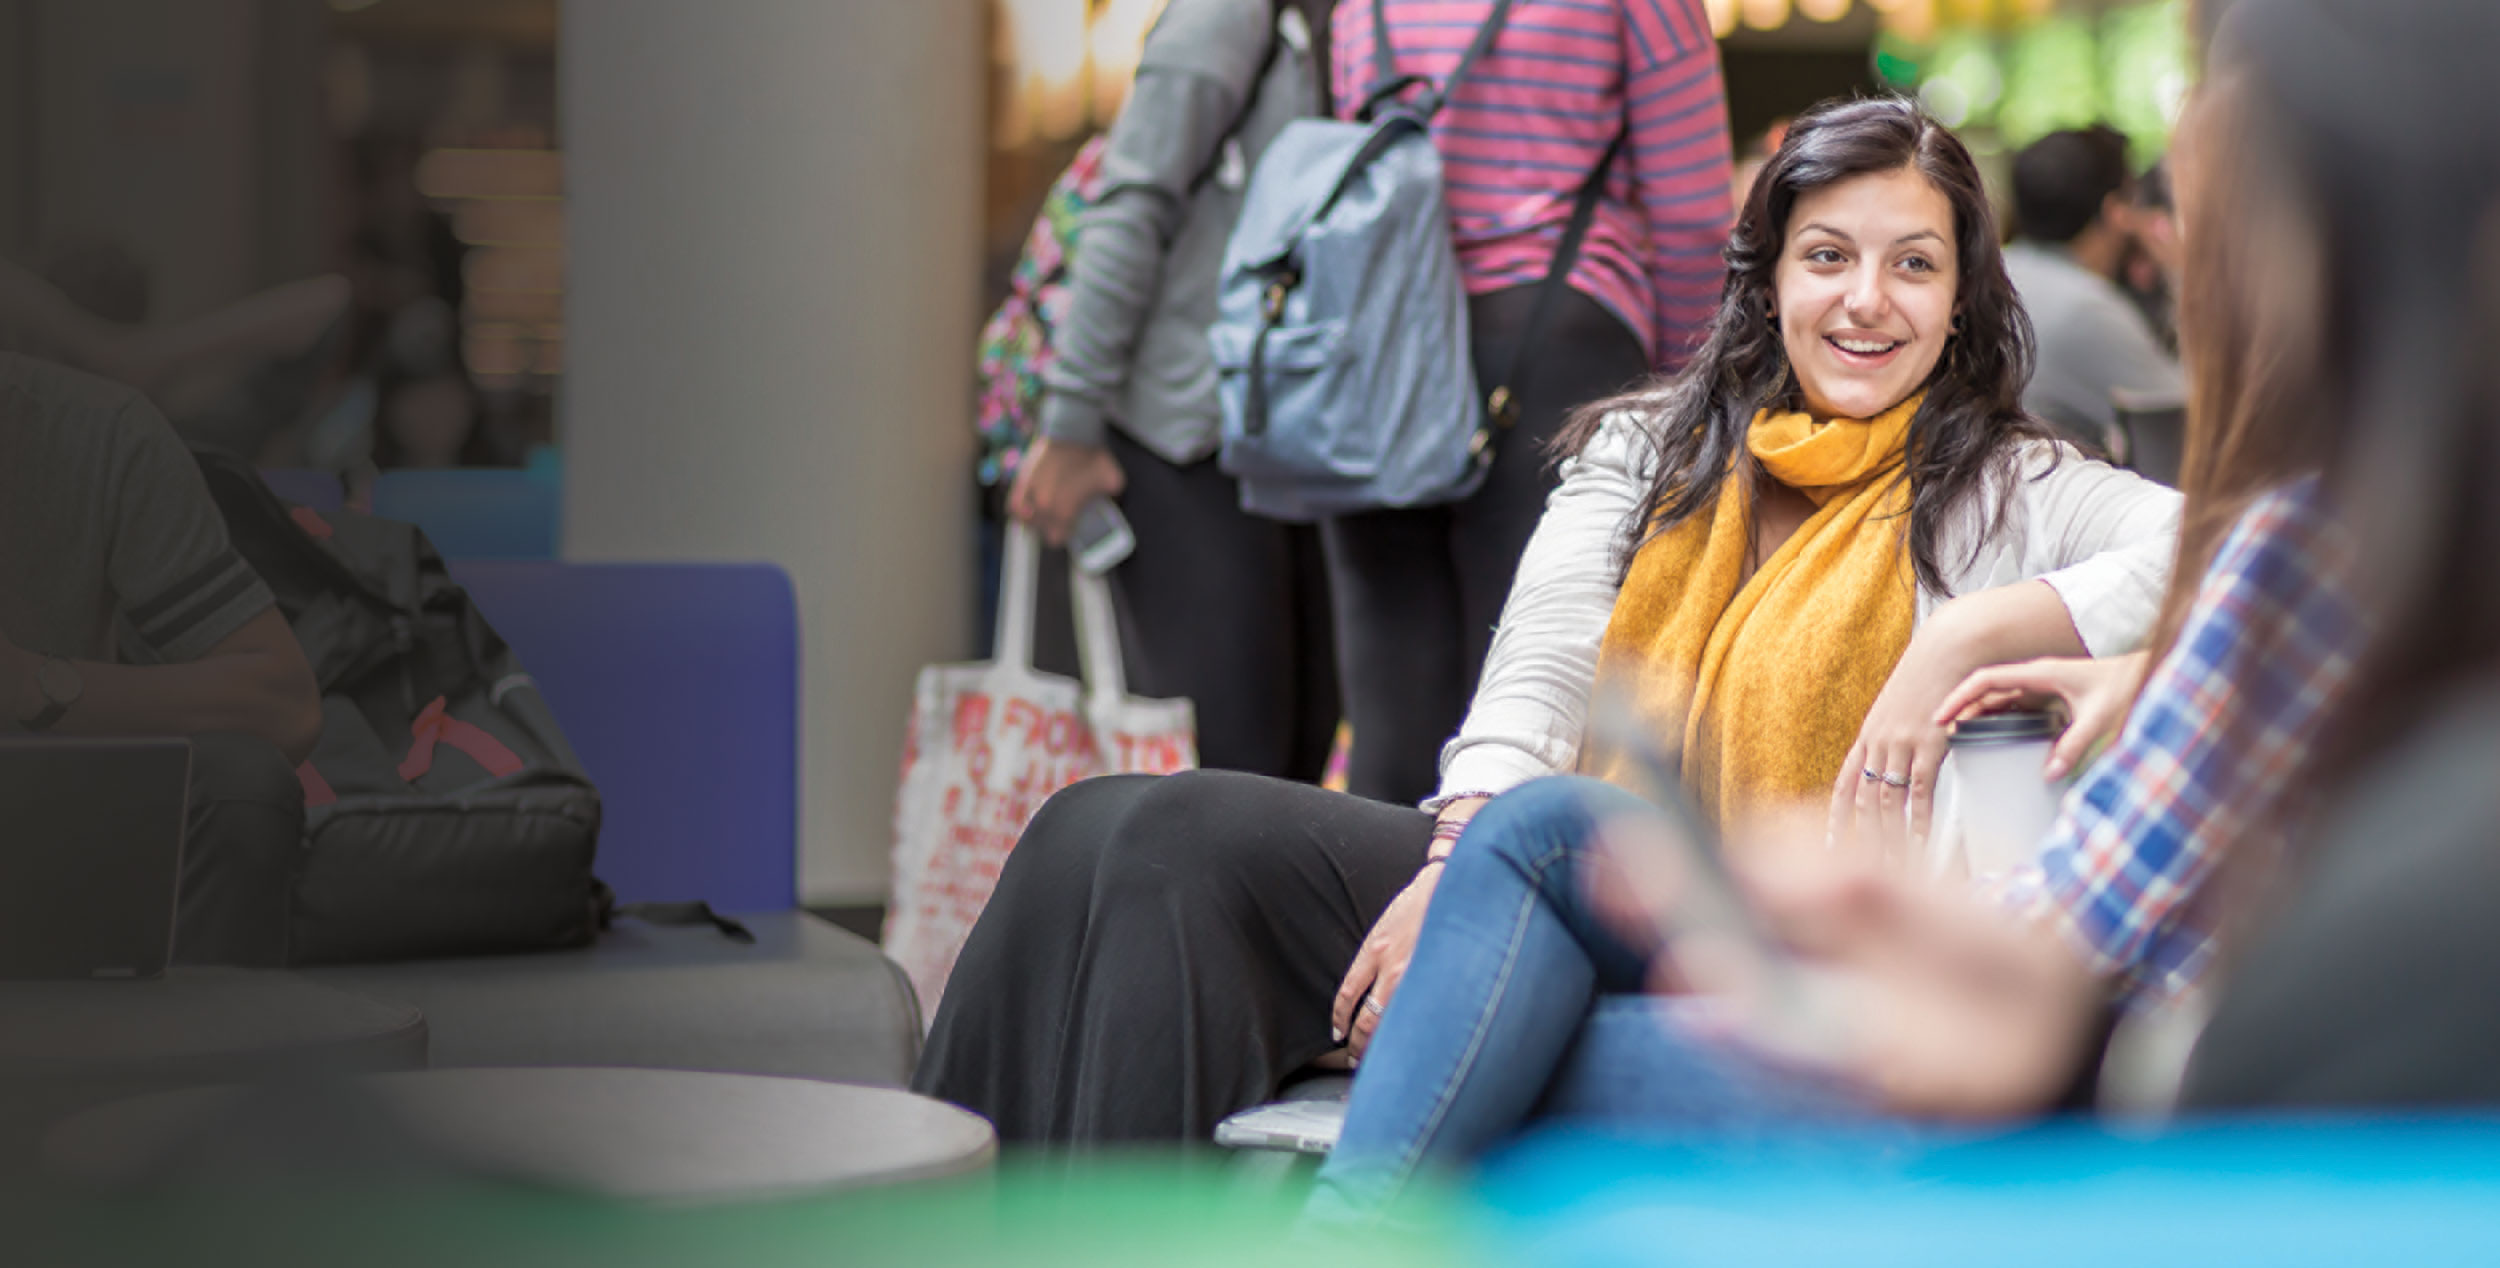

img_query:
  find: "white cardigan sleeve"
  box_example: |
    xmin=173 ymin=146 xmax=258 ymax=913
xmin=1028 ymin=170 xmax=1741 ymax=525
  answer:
xmin=1430 ymin=412 xmax=1652 ymax=806
xmin=1988 ymin=441 xmax=2183 ymax=657
xmin=1430 ymin=434 xmax=2182 ymax=808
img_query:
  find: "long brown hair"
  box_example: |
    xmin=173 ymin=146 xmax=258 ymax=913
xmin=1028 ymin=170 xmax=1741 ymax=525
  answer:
xmin=2153 ymin=0 xmax=2500 ymax=964
xmin=2150 ymin=0 xmax=2500 ymax=859
xmin=1556 ymin=96 xmax=2057 ymax=595
xmin=2137 ymin=76 xmax=2334 ymax=669
xmin=2211 ymin=0 xmax=2500 ymax=789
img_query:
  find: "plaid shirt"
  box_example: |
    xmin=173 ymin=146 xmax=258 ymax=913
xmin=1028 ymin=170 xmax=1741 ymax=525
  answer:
xmin=2002 ymin=479 xmax=2360 ymax=1007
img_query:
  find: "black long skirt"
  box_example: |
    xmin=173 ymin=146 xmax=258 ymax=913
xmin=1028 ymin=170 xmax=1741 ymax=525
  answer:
xmin=911 ymin=769 xmax=1433 ymax=1144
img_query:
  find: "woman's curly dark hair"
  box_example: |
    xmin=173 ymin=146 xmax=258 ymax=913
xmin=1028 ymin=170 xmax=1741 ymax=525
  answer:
xmin=1560 ymin=95 xmax=2058 ymax=596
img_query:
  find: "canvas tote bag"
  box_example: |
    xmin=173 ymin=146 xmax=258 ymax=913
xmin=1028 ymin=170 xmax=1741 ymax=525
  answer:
xmin=883 ymin=523 xmax=1197 ymax=1019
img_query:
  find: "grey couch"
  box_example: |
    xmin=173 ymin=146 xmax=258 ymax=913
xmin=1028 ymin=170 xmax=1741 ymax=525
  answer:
xmin=309 ymin=911 xmax=920 ymax=1085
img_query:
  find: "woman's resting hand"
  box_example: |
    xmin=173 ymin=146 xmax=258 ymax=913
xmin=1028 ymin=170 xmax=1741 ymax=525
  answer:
xmin=1330 ymin=797 xmax=1485 ymax=1061
xmin=1934 ymin=651 xmax=2149 ymax=780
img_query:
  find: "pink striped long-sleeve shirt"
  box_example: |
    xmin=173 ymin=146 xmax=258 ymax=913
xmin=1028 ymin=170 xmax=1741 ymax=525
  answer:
xmin=1332 ymin=0 xmax=1734 ymax=371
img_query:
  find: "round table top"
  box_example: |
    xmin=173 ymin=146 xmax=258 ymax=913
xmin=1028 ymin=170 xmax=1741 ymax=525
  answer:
xmin=46 ymin=1066 xmax=997 ymax=1204
xmin=0 ymin=968 xmax=426 ymax=1080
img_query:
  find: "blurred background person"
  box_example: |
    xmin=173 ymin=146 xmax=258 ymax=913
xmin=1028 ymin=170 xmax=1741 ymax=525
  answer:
xmin=0 ymin=253 xmax=349 ymax=461
xmin=2004 ymin=124 xmax=2183 ymax=452
xmin=1320 ymin=0 xmax=1736 ymax=805
xmin=1 ymin=347 xmax=324 ymax=965
xmin=1730 ymin=117 xmax=1790 ymax=225
xmin=2115 ymin=158 xmax=2181 ymax=353
xmin=1007 ymin=0 xmax=1342 ymax=783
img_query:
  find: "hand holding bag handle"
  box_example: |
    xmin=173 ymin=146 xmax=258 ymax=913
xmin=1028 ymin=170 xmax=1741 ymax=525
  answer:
xmin=997 ymin=521 xmax=1132 ymax=718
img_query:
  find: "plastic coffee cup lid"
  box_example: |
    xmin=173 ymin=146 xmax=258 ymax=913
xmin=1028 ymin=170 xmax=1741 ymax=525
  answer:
xmin=1949 ymin=711 xmax=2060 ymax=744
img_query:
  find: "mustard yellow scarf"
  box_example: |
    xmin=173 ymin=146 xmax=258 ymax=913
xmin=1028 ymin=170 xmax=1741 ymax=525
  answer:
xmin=1586 ymin=393 xmax=1921 ymax=825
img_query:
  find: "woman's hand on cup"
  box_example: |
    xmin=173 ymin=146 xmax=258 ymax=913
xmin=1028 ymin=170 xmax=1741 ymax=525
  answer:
xmin=1933 ymin=651 xmax=2148 ymax=780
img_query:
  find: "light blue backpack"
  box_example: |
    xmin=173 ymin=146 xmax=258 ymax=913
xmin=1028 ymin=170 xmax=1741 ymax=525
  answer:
xmin=1211 ymin=0 xmax=1619 ymax=521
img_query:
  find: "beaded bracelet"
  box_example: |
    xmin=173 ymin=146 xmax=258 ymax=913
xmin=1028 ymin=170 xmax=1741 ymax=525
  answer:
xmin=1419 ymin=789 xmax=1502 ymax=815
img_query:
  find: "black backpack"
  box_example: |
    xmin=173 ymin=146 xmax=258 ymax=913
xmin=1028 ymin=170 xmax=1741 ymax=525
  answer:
xmin=195 ymin=453 xmax=604 ymax=964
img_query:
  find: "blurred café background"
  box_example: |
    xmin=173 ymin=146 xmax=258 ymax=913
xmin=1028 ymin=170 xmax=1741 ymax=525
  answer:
xmin=0 ymin=0 xmax=2191 ymax=911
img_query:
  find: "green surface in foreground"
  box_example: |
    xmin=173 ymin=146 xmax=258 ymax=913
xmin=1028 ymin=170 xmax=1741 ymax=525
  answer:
xmin=19 ymin=1156 xmax=1484 ymax=1268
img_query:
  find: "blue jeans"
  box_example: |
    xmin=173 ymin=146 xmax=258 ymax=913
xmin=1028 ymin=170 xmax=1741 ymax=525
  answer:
xmin=1304 ymin=776 xmax=1875 ymax=1223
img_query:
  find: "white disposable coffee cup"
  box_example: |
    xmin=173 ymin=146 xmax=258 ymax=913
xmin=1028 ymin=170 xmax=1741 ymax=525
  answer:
xmin=1932 ymin=711 xmax=2066 ymax=881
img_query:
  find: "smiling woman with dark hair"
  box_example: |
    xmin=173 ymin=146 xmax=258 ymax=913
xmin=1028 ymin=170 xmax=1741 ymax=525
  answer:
xmin=914 ymin=96 xmax=2179 ymax=1153
xmin=1293 ymin=95 xmax=2182 ymax=1219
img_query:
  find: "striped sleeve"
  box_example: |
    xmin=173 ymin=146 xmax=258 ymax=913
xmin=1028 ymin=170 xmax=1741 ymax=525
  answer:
xmin=1624 ymin=0 xmax=1732 ymax=371
xmin=1333 ymin=10 xmax=1358 ymax=121
xmin=1332 ymin=0 xmax=1733 ymax=363
xmin=105 ymin=395 xmax=276 ymax=663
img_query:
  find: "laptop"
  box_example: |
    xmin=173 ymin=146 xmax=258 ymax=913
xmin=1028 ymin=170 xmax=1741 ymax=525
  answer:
xmin=0 ymin=737 xmax=190 ymax=979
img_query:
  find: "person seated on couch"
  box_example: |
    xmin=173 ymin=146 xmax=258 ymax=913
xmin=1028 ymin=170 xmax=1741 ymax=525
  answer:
xmin=913 ymin=95 xmax=2182 ymax=1147
xmin=0 ymin=350 xmax=323 ymax=964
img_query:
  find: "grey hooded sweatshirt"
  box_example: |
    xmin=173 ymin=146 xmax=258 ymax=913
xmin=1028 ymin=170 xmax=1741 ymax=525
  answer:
xmin=1035 ymin=0 xmax=1324 ymax=464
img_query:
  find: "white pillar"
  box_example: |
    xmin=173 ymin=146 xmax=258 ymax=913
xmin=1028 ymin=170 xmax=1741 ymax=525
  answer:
xmin=561 ymin=0 xmax=984 ymax=903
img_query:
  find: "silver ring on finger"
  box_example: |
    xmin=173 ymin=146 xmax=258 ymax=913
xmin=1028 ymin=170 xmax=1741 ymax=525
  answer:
xmin=1860 ymin=767 xmax=1884 ymax=782
xmin=1881 ymin=772 xmax=1912 ymax=788
xmin=1361 ymin=996 xmax=1384 ymax=1016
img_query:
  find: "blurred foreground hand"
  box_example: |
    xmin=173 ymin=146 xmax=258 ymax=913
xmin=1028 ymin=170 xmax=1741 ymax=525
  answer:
xmin=1592 ymin=807 xmax=2101 ymax=1121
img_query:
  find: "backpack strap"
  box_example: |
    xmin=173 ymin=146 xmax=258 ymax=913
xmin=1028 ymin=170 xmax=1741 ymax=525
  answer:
xmin=1185 ymin=4 xmax=1297 ymax=195
xmin=1473 ymin=126 xmax=1630 ymax=461
xmin=398 ymin=694 xmax=527 ymax=783
xmin=1358 ymin=0 xmax=1521 ymax=123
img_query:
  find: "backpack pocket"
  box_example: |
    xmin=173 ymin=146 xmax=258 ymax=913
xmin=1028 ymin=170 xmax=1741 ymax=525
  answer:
xmin=1211 ymin=318 xmax=1393 ymax=481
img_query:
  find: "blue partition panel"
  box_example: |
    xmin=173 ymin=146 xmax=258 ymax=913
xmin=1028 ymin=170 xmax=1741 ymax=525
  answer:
xmin=258 ymin=467 xmax=345 ymax=511
xmin=374 ymin=468 xmax=560 ymax=560
xmin=448 ymin=561 xmax=800 ymax=912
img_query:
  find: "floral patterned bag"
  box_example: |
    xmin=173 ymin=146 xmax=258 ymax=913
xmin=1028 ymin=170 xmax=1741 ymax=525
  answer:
xmin=973 ymin=137 xmax=1109 ymax=488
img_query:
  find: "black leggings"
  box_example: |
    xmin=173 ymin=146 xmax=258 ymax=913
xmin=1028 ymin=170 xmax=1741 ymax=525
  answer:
xmin=1322 ymin=284 xmax=1650 ymax=804
xmin=1019 ymin=442 xmax=1339 ymax=782
xmin=1107 ymin=431 xmax=1338 ymax=781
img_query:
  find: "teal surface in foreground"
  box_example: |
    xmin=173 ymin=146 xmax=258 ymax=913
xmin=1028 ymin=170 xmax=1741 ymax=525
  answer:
xmin=1475 ymin=1115 xmax=2500 ymax=1267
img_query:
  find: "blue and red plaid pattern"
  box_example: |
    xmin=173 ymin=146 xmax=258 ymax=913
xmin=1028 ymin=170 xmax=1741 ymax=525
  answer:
xmin=2005 ymin=479 xmax=2360 ymax=1007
